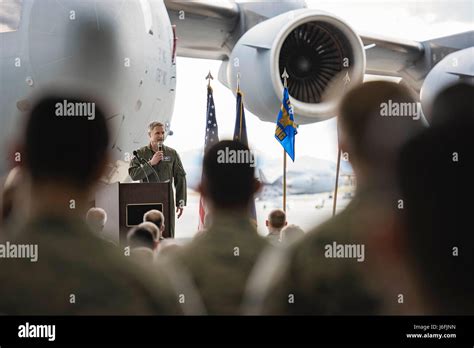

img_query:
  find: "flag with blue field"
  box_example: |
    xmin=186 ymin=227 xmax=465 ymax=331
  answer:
xmin=275 ymin=87 xmax=297 ymax=161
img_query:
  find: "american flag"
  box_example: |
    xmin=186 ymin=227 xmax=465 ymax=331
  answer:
xmin=198 ymin=86 xmax=219 ymax=230
xmin=234 ymin=88 xmax=257 ymax=225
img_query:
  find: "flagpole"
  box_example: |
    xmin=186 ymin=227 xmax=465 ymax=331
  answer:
xmin=332 ymin=71 xmax=351 ymax=216
xmin=198 ymin=70 xmax=215 ymax=231
xmin=332 ymin=145 xmax=341 ymax=216
xmin=206 ymin=70 xmax=213 ymax=88
xmin=283 ymin=148 xmax=287 ymax=212
xmin=282 ymin=68 xmax=289 ymax=213
xmin=237 ymin=72 xmax=243 ymax=140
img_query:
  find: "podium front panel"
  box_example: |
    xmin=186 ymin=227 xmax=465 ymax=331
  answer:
xmin=126 ymin=203 xmax=163 ymax=227
xmin=118 ymin=182 xmax=171 ymax=244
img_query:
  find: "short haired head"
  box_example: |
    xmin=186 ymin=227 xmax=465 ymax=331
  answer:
xmin=147 ymin=121 xmax=165 ymax=145
xmin=138 ymin=221 xmax=160 ymax=242
xmin=338 ymin=81 xmax=425 ymax=171
xmin=430 ymin=82 xmax=474 ymax=127
xmin=86 ymin=207 xmax=107 ymax=234
xmin=398 ymin=118 xmax=474 ymax=314
xmin=266 ymin=209 xmax=287 ymax=229
xmin=201 ymin=140 xmax=260 ymax=210
xmin=143 ymin=209 xmax=165 ymax=232
xmin=127 ymin=225 xmax=155 ymax=250
xmin=21 ymin=93 xmax=110 ymax=189
xmin=148 ymin=121 xmax=164 ymax=134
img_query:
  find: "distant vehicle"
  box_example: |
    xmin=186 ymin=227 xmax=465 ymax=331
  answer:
xmin=180 ymin=148 xmax=353 ymax=198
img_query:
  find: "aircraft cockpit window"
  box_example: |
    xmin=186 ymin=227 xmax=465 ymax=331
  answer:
xmin=0 ymin=0 xmax=22 ymax=33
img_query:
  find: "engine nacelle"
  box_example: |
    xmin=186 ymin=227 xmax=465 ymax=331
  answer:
xmin=219 ymin=9 xmax=366 ymax=124
xmin=420 ymin=47 xmax=474 ymax=122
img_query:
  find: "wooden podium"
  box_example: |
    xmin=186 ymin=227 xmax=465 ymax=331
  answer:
xmin=95 ymin=182 xmax=172 ymax=244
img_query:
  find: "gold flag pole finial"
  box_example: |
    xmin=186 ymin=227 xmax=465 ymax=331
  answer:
xmin=282 ymin=68 xmax=289 ymax=88
xmin=237 ymin=72 xmax=241 ymax=92
xmin=205 ymin=70 xmax=214 ymax=88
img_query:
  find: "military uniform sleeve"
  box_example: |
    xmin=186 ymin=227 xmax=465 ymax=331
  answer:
xmin=173 ymin=150 xmax=187 ymax=207
xmin=129 ymin=152 xmax=155 ymax=181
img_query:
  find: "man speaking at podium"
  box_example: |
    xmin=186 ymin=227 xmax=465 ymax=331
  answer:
xmin=128 ymin=121 xmax=187 ymax=238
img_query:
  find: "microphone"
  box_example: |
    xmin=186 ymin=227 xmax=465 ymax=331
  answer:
xmin=158 ymin=141 xmax=163 ymax=152
xmin=133 ymin=151 xmax=150 ymax=183
xmin=134 ymin=150 xmax=160 ymax=182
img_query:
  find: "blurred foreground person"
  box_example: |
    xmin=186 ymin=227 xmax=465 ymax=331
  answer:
xmin=0 ymin=94 xmax=180 ymax=315
xmin=169 ymin=140 xmax=268 ymax=314
xmin=0 ymin=166 xmax=25 ymax=236
xmin=280 ymin=224 xmax=304 ymax=245
xmin=398 ymin=99 xmax=474 ymax=314
xmin=157 ymin=239 xmax=181 ymax=257
xmin=262 ymin=81 xmax=426 ymax=315
xmin=429 ymin=82 xmax=474 ymax=127
xmin=127 ymin=223 xmax=158 ymax=264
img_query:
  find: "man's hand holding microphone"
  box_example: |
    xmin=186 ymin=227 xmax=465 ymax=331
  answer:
xmin=149 ymin=141 xmax=164 ymax=166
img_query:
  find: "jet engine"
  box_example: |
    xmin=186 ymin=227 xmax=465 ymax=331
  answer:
xmin=420 ymin=47 xmax=474 ymax=122
xmin=220 ymin=9 xmax=366 ymax=124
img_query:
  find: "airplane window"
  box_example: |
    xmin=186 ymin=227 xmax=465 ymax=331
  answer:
xmin=0 ymin=0 xmax=22 ymax=33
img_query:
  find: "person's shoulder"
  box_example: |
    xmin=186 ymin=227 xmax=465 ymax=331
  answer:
xmin=137 ymin=145 xmax=150 ymax=154
xmin=286 ymin=203 xmax=357 ymax=265
xmin=308 ymin=199 xmax=361 ymax=240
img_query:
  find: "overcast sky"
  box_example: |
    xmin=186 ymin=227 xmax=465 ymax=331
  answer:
xmin=165 ymin=0 xmax=473 ymax=165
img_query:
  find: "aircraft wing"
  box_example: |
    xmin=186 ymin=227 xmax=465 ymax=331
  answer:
xmin=164 ymin=0 xmax=474 ymax=124
xmin=359 ymin=33 xmax=424 ymax=77
xmin=164 ymin=0 xmax=240 ymax=60
xmin=360 ymin=30 xmax=473 ymax=88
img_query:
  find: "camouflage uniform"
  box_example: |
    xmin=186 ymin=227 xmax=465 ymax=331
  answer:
xmin=0 ymin=216 xmax=181 ymax=315
xmin=170 ymin=213 xmax=269 ymax=315
xmin=262 ymin=190 xmax=390 ymax=315
xmin=128 ymin=144 xmax=187 ymax=238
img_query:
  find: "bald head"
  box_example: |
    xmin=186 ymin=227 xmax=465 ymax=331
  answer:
xmin=86 ymin=207 xmax=107 ymax=234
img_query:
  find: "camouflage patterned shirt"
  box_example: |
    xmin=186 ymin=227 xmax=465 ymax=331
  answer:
xmin=170 ymin=212 xmax=269 ymax=315
xmin=262 ymin=191 xmax=388 ymax=315
xmin=0 ymin=215 xmax=182 ymax=315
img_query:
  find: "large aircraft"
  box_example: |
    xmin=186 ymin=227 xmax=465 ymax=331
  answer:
xmin=0 ymin=0 xmax=177 ymax=177
xmin=0 ymin=0 xmax=472 ymax=178
xmin=179 ymin=148 xmax=352 ymax=198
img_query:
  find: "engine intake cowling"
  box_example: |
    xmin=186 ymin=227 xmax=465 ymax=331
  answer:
xmin=220 ymin=9 xmax=366 ymax=124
